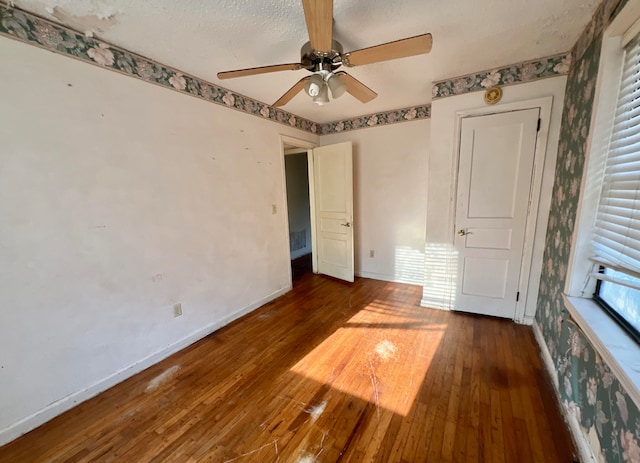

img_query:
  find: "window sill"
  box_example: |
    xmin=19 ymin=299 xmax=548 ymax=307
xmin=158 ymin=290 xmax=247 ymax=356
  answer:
xmin=563 ymin=294 xmax=640 ymax=409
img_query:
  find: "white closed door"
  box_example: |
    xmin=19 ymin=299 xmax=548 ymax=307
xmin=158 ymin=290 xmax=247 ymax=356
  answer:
xmin=454 ymin=108 xmax=539 ymax=319
xmin=313 ymin=142 xmax=354 ymax=282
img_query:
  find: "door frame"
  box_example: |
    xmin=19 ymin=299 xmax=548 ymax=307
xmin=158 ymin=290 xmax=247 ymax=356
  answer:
xmin=279 ymin=135 xmax=319 ymax=286
xmin=450 ymin=97 xmax=553 ymax=323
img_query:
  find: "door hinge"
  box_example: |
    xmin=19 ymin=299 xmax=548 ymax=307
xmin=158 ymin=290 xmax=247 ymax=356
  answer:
xmin=537 ymin=118 xmax=541 ymax=132
xmin=516 ymin=291 xmax=520 ymax=302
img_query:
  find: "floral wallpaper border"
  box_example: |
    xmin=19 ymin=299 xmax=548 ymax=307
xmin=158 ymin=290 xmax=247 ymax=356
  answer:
xmin=0 ymin=3 xmax=433 ymax=135
xmin=0 ymin=3 xmax=581 ymax=134
xmin=573 ymin=0 xmax=629 ymax=62
xmin=318 ymin=104 xmax=431 ymax=134
xmin=0 ymin=3 xmax=321 ymax=132
xmin=432 ymin=52 xmax=572 ymax=100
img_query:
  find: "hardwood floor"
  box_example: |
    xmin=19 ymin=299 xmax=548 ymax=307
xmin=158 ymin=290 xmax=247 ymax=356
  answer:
xmin=0 ymin=274 xmax=576 ymax=462
xmin=291 ymin=253 xmax=313 ymax=280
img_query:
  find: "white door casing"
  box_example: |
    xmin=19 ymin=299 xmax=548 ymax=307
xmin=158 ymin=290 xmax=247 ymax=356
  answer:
xmin=279 ymin=135 xmax=318 ymax=286
xmin=313 ymin=142 xmax=354 ymax=282
xmin=454 ymin=108 xmax=540 ymax=319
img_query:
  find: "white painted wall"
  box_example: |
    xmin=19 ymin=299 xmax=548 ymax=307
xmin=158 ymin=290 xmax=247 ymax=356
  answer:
xmin=0 ymin=37 xmax=318 ymax=444
xmin=321 ymin=121 xmax=429 ymax=285
xmin=422 ymin=77 xmax=567 ymax=322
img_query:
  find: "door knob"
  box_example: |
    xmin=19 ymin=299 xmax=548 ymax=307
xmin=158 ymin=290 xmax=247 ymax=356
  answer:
xmin=341 ymin=222 xmax=351 ymax=228
xmin=457 ymin=229 xmax=467 ymax=236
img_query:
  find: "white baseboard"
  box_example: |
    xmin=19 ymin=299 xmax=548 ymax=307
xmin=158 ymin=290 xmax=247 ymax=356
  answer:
xmin=419 ymin=298 xmax=451 ymax=311
xmin=517 ymin=314 xmax=536 ymax=325
xmin=532 ymin=321 xmax=596 ymax=463
xmin=0 ymin=286 xmax=291 ymax=447
xmin=419 ymin=291 xmax=451 ymax=310
xmin=356 ymin=270 xmax=423 ymax=286
xmin=356 ymin=271 xmax=395 ymax=283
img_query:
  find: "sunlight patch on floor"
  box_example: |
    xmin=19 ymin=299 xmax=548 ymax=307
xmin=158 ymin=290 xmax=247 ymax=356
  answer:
xmin=290 ymin=301 xmax=446 ymax=416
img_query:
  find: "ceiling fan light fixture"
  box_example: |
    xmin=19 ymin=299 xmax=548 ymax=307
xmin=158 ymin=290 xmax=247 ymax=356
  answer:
xmin=326 ymin=72 xmax=346 ymax=99
xmin=305 ymin=73 xmax=324 ymax=97
xmin=218 ymin=1 xmax=433 ymax=109
xmin=312 ymin=82 xmax=329 ymax=105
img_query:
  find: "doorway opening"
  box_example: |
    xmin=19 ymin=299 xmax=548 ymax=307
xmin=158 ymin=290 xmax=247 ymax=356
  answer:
xmin=281 ymin=136 xmax=354 ymax=286
xmin=284 ymin=145 xmax=313 ymax=280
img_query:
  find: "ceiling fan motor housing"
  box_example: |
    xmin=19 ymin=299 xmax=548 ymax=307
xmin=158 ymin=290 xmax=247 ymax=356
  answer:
xmin=300 ymin=40 xmax=344 ymax=73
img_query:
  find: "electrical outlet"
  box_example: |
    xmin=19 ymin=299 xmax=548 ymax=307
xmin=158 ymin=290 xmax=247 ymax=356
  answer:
xmin=370 ymin=250 xmax=375 ymax=258
xmin=272 ymin=204 xmax=277 ymax=214
xmin=173 ymin=303 xmax=182 ymax=317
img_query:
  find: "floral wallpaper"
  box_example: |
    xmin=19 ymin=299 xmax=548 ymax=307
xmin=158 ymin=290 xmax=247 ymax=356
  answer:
xmin=535 ymin=0 xmax=640 ymax=461
xmin=573 ymin=0 xmax=630 ymax=65
xmin=318 ymin=105 xmax=430 ymax=134
xmin=432 ymin=52 xmax=571 ymax=99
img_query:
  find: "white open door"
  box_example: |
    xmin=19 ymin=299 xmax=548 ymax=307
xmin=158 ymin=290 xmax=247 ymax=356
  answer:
xmin=454 ymin=108 xmax=539 ymax=319
xmin=313 ymin=142 xmax=354 ymax=282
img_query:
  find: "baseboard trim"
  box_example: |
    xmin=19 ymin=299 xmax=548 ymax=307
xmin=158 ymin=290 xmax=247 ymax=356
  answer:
xmin=355 ymin=270 xmax=392 ymax=282
xmin=532 ymin=321 xmax=596 ymax=463
xmin=0 ymin=285 xmax=291 ymax=447
xmin=355 ymin=270 xmax=423 ymax=286
xmin=517 ymin=314 xmax=536 ymax=326
xmin=419 ymin=298 xmax=451 ymax=311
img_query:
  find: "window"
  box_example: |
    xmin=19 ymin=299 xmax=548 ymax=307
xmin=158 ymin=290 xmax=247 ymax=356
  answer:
xmin=595 ymin=268 xmax=640 ymax=342
xmin=590 ymin=31 xmax=640 ymax=344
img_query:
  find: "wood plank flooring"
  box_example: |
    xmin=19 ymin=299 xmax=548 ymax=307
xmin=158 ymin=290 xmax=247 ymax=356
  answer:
xmin=0 ymin=274 xmax=576 ymax=462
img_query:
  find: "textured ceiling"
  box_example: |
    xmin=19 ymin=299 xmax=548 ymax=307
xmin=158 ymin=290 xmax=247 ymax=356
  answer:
xmin=12 ymin=0 xmax=600 ymax=123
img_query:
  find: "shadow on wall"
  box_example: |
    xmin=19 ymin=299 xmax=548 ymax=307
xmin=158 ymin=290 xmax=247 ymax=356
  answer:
xmin=421 ymin=243 xmax=459 ymax=309
xmin=394 ymin=245 xmax=428 ymax=286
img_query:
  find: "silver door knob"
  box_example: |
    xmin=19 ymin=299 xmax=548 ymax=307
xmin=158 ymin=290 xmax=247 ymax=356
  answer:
xmin=457 ymin=229 xmax=467 ymax=236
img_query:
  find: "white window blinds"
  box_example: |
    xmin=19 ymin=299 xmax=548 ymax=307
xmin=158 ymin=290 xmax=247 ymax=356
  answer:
xmin=591 ymin=33 xmax=640 ymax=287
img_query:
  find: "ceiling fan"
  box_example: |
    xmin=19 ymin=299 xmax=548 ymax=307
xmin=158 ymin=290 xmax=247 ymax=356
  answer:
xmin=217 ymin=0 xmax=432 ymax=107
